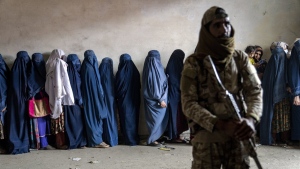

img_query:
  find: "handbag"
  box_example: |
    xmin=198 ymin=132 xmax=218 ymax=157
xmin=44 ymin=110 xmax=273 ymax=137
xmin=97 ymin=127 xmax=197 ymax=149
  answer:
xmin=28 ymin=91 xmax=51 ymax=118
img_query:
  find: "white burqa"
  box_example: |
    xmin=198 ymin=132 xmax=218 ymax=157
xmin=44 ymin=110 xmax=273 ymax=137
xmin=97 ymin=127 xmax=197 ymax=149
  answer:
xmin=45 ymin=49 xmax=74 ymax=119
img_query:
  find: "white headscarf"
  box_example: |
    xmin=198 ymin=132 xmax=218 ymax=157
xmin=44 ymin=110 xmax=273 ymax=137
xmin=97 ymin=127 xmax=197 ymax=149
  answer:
xmin=270 ymin=41 xmax=289 ymax=51
xmin=45 ymin=49 xmax=74 ymax=119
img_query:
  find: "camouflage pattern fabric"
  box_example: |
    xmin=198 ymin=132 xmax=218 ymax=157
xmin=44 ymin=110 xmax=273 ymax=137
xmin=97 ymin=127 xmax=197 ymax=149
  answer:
xmin=181 ymin=50 xmax=262 ymax=168
xmin=180 ymin=50 xmax=262 ymax=142
xmin=192 ymin=140 xmax=250 ymax=169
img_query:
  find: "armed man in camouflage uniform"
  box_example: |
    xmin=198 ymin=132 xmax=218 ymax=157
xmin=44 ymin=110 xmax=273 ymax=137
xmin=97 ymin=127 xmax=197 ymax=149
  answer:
xmin=181 ymin=6 xmax=262 ymax=169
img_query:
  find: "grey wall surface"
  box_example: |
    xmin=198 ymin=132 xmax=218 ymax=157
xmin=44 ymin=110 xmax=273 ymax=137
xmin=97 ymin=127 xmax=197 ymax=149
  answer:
xmin=0 ymin=0 xmax=299 ymax=135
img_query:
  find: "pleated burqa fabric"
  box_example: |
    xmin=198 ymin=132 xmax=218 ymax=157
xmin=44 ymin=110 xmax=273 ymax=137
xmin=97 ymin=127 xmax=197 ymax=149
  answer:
xmin=63 ymin=54 xmax=87 ymax=149
xmin=80 ymin=50 xmax=107 ymax=147
xmin=0 ymin=54 xmax=10 ymax=141
xmin=260 ymin=47 xmax=290 ymax=145
xmin=115 ymin=54 xmax=140 ymax=146
xmin=165 ymin=49 xmax=188 ymax=140
xmin=288 ymin=40 xmax=300 ymax=140
xmin=99 ymin=57 xmax=118 ymax=147
xmin=6 ymin=51 xmax=32 ymax=154
xmin=142 ymin=50 xmax=168 ymax=144
xmin=27 ymin=53 xmax=51 ymax=149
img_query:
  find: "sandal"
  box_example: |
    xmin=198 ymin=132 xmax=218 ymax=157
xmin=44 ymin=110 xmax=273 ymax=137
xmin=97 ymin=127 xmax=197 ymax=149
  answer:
xmin=163 ymin=145 xmax=175 ymax=150
xmin=158 ymin=147 xmax=170 ymax=151
xmin=271 ymin=143 xmax=277 ymax=146
xmin=94 ymin=142 xmax=110 ymax=148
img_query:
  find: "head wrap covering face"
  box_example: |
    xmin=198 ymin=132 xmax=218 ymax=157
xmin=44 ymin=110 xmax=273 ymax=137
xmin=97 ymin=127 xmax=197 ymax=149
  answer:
xmin=45 ymin=49 xmax=74 ymax=119
xmin=32 ymin=53 xmax=46 ymax=82
xmin=46 ymin=49 xmax=67 ymax=74
xmin=84 ymin=50 xmax=101 ymax=84
xmin=66 ymin=54 xmax=82 ymax=105
xmin=99 ymin=57 xmax=114 ymax=97
xmin=67 ymin=54 xmax=81 ymax=73
xmin=166 ymin=49 xmax=185 ymax=88
xmin=28 ymin=53 xmax=46 ymax=97
xmin=195 ymin=6 xmax=235 ymax=64
xmin=118 ymin=53 xmax=132 ymax=70
xmin=270 ymin=41 xmax=289 ymax=51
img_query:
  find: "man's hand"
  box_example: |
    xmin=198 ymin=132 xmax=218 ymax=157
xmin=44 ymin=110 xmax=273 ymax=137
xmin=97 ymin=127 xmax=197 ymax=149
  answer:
xmin=160 ymin=101 xmax=167 ymax=108
xmin=234 ymin=117 xmax=256 ymax=140
xmin=215 ymin=118 xmax=256 ymax=140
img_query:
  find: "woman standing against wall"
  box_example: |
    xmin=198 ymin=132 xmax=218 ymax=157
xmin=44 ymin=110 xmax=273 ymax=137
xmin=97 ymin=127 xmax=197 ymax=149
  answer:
xmin=165 ymin=49 xmax=188 ymax=142
xmin=142 ymin=50 xmax=168 ymax=146
xmin=260 ymin=42 xmax=291 ymax=146
xmin=0 ymin=54 xmax=9 ymax=154
xmin=6 ymin=51 xmax=31 ymax=154
xmin=99 ymin=57 xmax=118 ymax=147
xmin=80 ymin=50 xmax=109 ymax=148
xmin=63 ymin=54 xmax=87 ymax=149
xmin=45 ymin=49 xmax=74 ymax=149
xmin=116 ymin=54 xmax=141 ymax=146
xmin=288 ymin=39 xmax=300 ymax=144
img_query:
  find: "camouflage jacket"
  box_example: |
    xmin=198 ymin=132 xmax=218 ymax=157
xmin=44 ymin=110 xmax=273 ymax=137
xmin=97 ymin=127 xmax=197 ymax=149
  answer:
xmin=180 ymin=50 xmax=262 ymax=142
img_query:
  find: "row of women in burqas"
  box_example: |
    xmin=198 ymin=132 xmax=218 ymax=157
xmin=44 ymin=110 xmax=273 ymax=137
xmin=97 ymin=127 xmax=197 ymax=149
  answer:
xmin=260 ymin=39 xmax=300 ymax=146
xmin=0 ymin=48 xmax=188 ymax=154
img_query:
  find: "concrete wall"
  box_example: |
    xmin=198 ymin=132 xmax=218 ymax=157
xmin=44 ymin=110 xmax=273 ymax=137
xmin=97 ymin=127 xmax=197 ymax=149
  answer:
xmin=1 ymin=0 xmax=299 ymax=135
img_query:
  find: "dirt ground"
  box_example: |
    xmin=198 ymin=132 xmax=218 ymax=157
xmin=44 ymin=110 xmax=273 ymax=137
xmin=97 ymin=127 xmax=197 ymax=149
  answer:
xmin=0 ymin=143 xmax=300 ymax=169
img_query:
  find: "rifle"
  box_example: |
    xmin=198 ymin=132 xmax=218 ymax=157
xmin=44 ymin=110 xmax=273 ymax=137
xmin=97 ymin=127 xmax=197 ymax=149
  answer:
xmin=208 ymin=56 xmax=263 ymax=169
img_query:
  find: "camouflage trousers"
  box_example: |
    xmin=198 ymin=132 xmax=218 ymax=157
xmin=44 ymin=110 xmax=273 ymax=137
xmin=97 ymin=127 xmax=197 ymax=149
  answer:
xmin=192 ymin=140 xmax=250 ymax=169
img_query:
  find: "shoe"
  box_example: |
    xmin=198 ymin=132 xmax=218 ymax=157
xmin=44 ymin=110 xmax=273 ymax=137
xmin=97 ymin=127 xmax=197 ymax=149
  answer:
xmin=284 ymin=140 xmax=293 ymax=146
xmin=147 ymin=141 xmax=161 ymax=147
xmin=94 ymin=142 xmax=110 ymax=148
xmin=0 ymin=148 xmax=6 ymax=154
xmin=45 ymin=145 xmax=56 ymax=150
xmin=57 ymin=145 xmax=68 ymax=150
xmin=172 ymin=138 xmax=187 ymax=143
xmin=79 ymin=146 xmax=86 ymax=149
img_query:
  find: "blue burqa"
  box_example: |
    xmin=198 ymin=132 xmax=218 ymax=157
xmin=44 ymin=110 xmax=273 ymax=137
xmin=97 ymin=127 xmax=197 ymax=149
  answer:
xmin=142 ymin=50 xmax=168 ymax=144
xmin=80 ymin=50 xmax=107 ymax=147
xmin=288 ymin=40 xmax=300 ymax=140
xmin=6 ymin=51 xmax=32 ymax=154
xmin=260 ymin=47 xmax=289 ymax=145
xmin=64 ymin=54 xmax=87 ymax=149
xmin=0 ymin=54 xmax=10 ymax=140
xmin=99 ymin=57 xmax=118 ymax=147
xmin=28 ymin=53 xmax=51 ymax=149
xmin=165 ymin=49 xmax=188 ymax=140
xmin=115 ymin=54 xmax=140 ymax=146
